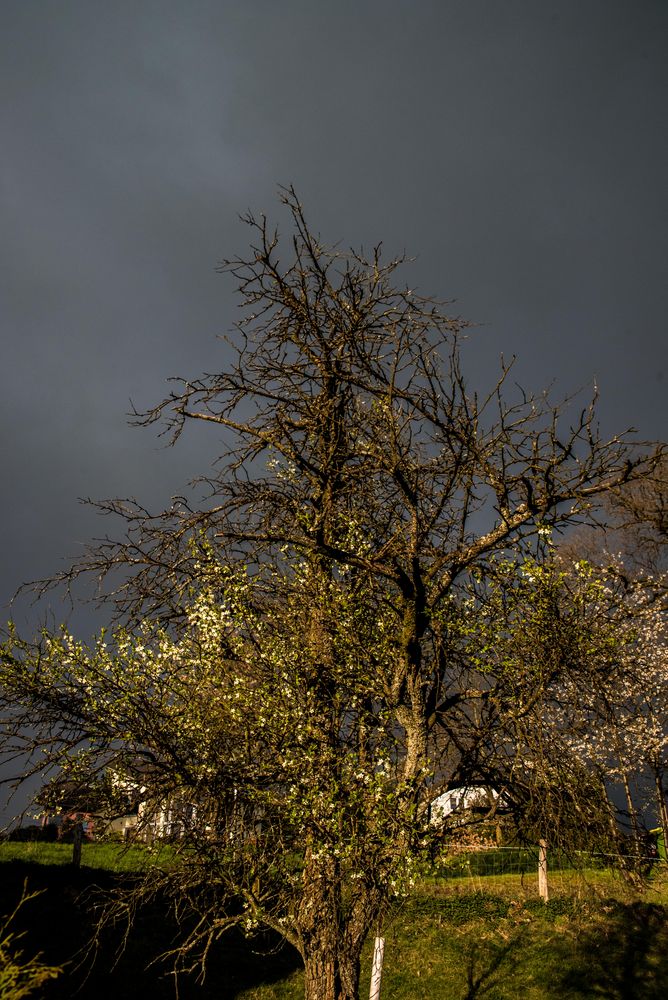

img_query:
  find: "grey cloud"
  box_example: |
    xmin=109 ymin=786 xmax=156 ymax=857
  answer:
xmin=1 ymin=0 xmax=667 ymax=639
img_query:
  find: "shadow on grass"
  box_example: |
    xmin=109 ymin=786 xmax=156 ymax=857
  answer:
xmin=461 ymin=933 xmax=528 ymax=999
xmin=0 ymin=860 xmax=301 ymax=1000
xmin=552 ymin=900 xmax=668 ymax=1000
xmin=454 ymin=898 xmax=668 ymax=1000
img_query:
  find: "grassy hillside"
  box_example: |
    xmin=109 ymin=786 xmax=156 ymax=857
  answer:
xmin=1 ymin=844 xmax=667 ymax=999
xmin=239 ymin=881 xmax=668 ymax=999
xmin=0 ymin=839 xmax=158 ymax=871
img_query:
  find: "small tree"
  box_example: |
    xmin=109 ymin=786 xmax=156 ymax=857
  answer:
xmin=558 ymin=458 xmax=668 ymax=848
xmin=0 ymin=887 xmax=62 ymax=1000
xmin=1 ymin=190 xmax=660 ymax=999
xmin=436 ymin=546 xmax=639 ymax=852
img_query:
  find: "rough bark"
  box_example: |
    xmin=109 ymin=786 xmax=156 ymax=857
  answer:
xmin=298 ymin=870 xmax=365 ymax=1000
xmin=303 ymin=942 xmax=361 ymax=1000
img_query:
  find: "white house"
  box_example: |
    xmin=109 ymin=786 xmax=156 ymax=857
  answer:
xmin=429 ymin=786 xmax=501 ymax=826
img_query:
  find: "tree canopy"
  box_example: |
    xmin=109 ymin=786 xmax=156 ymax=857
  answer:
xmin=0 ymin=189 xmax=662 ymax=1000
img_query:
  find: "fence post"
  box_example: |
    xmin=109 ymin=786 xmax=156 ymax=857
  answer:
xmin=369 ymin=936 xmax=385 ymax=1000
xmin=72 ymin=822 xmax=83 ymax=868
xmin=538 ymin=838 xmax=549 ymax=902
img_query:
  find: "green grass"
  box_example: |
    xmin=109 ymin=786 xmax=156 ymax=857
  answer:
xmin=237 ymin=872 xmax=668 ymax=1000
xmin=425 ymin=866 xmax=668 ymax=904
xmin=0 ymin=839 xmax=177 ymax=871
xmin=2 ymin=845 xmax=668 ymax=998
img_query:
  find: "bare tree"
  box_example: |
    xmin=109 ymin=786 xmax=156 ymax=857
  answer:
xmin=0 ymin=189 xmax=661 ymax=1000
xmin=560 ymin=455 xmax=668 ymax=583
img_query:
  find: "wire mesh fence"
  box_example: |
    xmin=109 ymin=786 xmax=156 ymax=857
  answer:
xmin=433 ymin=845 xmax=668 ymax=899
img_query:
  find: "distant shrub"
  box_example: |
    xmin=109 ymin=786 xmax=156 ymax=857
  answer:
xmin=407 ymin=891 xmax=511 ymax=925
xmin=7 ymin=826 xmax=57 ymax=844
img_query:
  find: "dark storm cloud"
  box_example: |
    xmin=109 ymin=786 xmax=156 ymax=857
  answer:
xmin=1 ymin=0 xmax=667 ymax=632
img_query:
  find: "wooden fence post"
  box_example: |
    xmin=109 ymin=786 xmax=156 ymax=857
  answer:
xmin=369 ymin=936 xmax=385 ymax=1000
xmin=538 ymin=838 xmax=549 ymax=902
xmin=72 ymin=822 xmax=83 ymax=868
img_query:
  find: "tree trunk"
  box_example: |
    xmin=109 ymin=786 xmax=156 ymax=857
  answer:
xmin=620 ymin=767 xmax=641 ymax=853
xmin=302 ymin=939 xmax=361 ymax=1000
xmin=298 ymin=854 xmax=366 ymax=1000
xmin=653 ymin=764 xmax=668 ymax=856
xmin=598 ymin=776 xmax=619 ymax=843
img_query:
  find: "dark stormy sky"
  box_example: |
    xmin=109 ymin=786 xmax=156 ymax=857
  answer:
xmin=2 ymin=0 xmax=667 ymax=638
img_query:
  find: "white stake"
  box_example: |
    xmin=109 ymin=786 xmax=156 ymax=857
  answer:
xmin=538 ymin=838 xmax=549 ymax=902
xmin=369 ymin=936 xmax=385 ymax=1000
